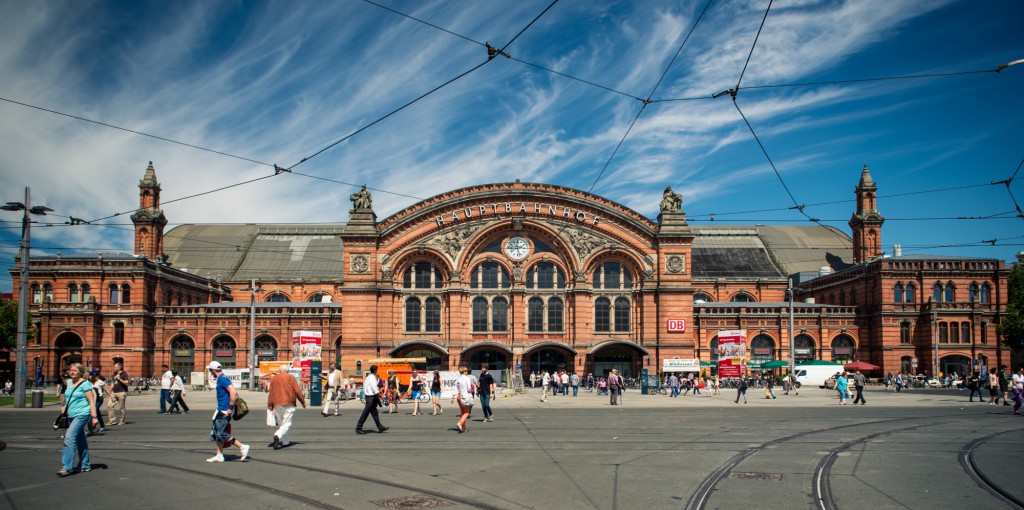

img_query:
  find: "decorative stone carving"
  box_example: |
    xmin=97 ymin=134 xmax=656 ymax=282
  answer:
xmin=512 ymin=262 xmax=524 ymax=282
xmin=380 ymin=266 xmax=393 ymax=280
xmin=431 ymin=224 xmax=479 ymax=260
xmin=350 ymin=185 xmax=373 ymax=211
xmin=350 ymin=254 xmax=369 ymax=274
xmin=659 ymin=185 xmax=682 ymax=213
xmin=642 ymin=269 xmax=654 ymax=281
xmin=574 ymin=270 xmax=587 ymax=282
xmin=666 ymin=255 xmax=685 ymax=274
xmin=565 ymin=228 xmax=601 ymax=259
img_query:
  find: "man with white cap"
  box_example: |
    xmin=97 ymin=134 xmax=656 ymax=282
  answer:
xmin=206 ymin=361 xmax=250 ymax=463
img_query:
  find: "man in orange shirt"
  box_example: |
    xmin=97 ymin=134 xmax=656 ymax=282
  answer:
xmin=267 ymin=365 xmax=306 ymax=450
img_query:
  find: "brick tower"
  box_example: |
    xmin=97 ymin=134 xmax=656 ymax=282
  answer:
xmin=848 ymin=164 xmax=884 ymax=263
xmin=130 ymin=161 xmax=168 ymax=259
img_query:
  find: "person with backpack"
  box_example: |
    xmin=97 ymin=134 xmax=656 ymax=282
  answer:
xmin=735 ymin=376 xmax=748 ymax=404
xmin=206 ymin=361 xmax=250 ymax=463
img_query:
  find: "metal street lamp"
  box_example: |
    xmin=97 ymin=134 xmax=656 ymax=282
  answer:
xmin=242 ymin=279 xmax=263 ymax=392
xmin=1 ymin=187 xmax=52 ymax=408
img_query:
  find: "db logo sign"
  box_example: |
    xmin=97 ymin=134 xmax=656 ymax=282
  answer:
xmin=666 ymin=319 xmax=687 ymax=333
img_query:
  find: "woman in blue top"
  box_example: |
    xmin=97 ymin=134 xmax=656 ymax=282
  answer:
xmin=835 ymin=371 xmax=849 ymax=406
xmin=59 ymin=362 xmax=99 ymax=476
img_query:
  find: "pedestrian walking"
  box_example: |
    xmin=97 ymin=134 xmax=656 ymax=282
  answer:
xmin=735 ymin=376 xmax=748 ymax=404
xmin=540 ymin=371 xmax=551 ymax=402
xmin=988 ymin=367 xmax=1002 ymax=405
xmin=999 ymin=366 xmax=1011 ymax=406
xmin=409 ymin=370 xmax=424 ymax=416
xmin=355 ymin=365 xmax=388 ymax=434
xmin=608 ymin=369 xmax=621 ymax=405
xmin=56 ymin=369 xmax=68 ymax=406
xmin=560 ymin=371 xmax=570 ymax=396
xmin=159 ymin=365 xmax=172 ymax=414
xmin=668 ymin=373 xmax=680 ymax=397
xmin=477 ymin=365 xmax=495 ymax=422
xmin=454 ymin=366 xmax=475 ymax=432
xmin=1013 ymin=367 xmax=1024 ymax=416
xmin=570 ymin=372 xmax=580 ymax=396
xmin=86 ymin=370 xmax=107 ymax=434
xmin=206 ymin=361 xmax=250 ymax=463
xmin=852 ymin=369 xmax=867 ymax=405
xmin=430 ymin=370 xmax=443 ymax=415
xmin=267 ymin=364 xmax=306 ymax=449
xmin=168 ymin=371 xmax=190 ymax=414
xmin=107 ymin=363 xmax=130 ymax=426
xmin=836 ymin=372 xmax=849 ymax=405
xmin=322 ymin=364 xmax=343 ymax=417
xmin=386 ymin=370 xmax=400 ymax=414
xmin=764 ymin=376 xmax=776 ymax=399
xmin=57 ymin=363 xmax=99 ymax=476
xmin=967 ymin=372 xmax=982 ymax=402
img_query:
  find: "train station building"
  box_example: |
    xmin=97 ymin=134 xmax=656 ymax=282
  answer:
xmin=10 ymin=162 xmax=1012 ymax=382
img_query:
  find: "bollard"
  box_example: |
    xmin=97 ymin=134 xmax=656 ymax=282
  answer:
xmin=31 ymin=390 xmax=44 ymax=408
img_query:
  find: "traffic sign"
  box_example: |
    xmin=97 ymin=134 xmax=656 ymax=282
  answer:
xmin=911 ymin=356 xmax=919 ymax=363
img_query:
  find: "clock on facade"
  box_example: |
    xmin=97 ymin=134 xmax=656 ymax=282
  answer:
xmin=504 ymin=236 xmax=531 ymax=260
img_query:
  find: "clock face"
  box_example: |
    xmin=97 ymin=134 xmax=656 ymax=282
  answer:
xmin=504 ymin=237 xmax=530 ymax=260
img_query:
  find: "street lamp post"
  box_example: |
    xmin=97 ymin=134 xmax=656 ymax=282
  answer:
xmin=2 ymin=187 xmax=52 ymax=408
xmin=243 ymin=279 xmax=262 ymax=392
xmin=788 ymin=278 xmax=795 ymax=376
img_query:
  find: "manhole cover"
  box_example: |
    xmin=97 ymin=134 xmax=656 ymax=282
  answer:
xmin=730 ymin=471 xmax=782 ymax=481
xmin=370 ymin=495 xmax=451 ymax=509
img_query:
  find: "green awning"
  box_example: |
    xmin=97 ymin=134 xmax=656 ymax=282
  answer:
xmin=798 ymin=359 xmax=842 ymax=366
xmin=762 ymin=360 xmax=790 ymax=369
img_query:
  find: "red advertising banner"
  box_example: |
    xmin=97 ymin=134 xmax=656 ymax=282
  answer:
xmin=291 ymin=330 xmax=322 ymax=381
xmin=717 ymin=330 xmax=746 ymax=378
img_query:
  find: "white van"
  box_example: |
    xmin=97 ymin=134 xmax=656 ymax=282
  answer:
xmin=794 ymin=364 xmax=844 ymax=388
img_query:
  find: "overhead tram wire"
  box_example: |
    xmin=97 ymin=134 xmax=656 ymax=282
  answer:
xmin=992 ymin=157 xmax=1024 ymax=222
xmin=585 ymin=0 xmax=714 ymax=195
xmin=285 ymin=0 xmax=560 ymax=177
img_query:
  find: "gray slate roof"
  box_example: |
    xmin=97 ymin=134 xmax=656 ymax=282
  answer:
xmin=163 ymin=224 xmax=346 ymax=283
xmin=690 ymin=225 xmax=852 ymax=279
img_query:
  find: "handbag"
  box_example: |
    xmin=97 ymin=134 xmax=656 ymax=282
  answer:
xmin=233 ymin=396 xmax=250 ymax=420
xmin=53 ymin=379 xmax=87 ymax=430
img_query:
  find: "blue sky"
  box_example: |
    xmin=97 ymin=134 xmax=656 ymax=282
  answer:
xmin=1 ymin=0 xmax=1022 ymax=292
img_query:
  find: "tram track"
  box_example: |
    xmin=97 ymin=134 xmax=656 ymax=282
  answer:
xmin=958 ymin=428 xmax=1024 ymax=510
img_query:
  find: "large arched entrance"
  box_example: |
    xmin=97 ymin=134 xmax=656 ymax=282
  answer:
xmin=587 ymin=342 xmax=648 ymax=379
xmin=54 ymin=332 xmax=83 ymax=376
xmin=463 ymin=344 xmax=510 ymax=372
xmin=940 ymin=354 xmax=971 ymax=378
xmin=392 ymin=343 xmax=447 ymax=371
xmin=794 ymin=334 xmax=815 ymax=364
xmin=211 ymin=335 xmax=237 ymax=369
xmin=170 ymin=336 xmax=195 ymax=382
xmin=255 ymin=335 xmax=277 ymax=364
xmin=525 ymin=346 xmax=574 ymax=380
xmin=750 ymin=334 xmax=776 ymax=365
xmin=831 ymin=335 xmax=855 ymax=364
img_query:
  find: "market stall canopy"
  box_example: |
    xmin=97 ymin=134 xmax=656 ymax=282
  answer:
xmin=844 ymin=360 xmax=880 ymax=371
xmin=799 ymin=360 xmax=843 ymax=366
xmin=762 ymin=360 xmax=790 ymax=369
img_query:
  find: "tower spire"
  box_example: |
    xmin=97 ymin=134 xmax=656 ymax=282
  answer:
xmin=848 ymin=164 xmax=884 ymax=263
xmin=131 ymin=161 xmax=168 ymax=259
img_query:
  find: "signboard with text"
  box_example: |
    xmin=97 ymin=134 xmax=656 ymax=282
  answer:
xmin=666 ymin=319 xmax=687 ymax=333
xmin=291 ymin=330 xmax=322 ymax=381
xmin=663 ymin=358 xmax=700 ymax=372
xmin=717 ymin=330 xmax=746 ymax=378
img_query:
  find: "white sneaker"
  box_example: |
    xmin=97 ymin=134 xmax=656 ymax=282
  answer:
xmin=206 ymin=454 xmax=224 ymax=463
xmin=240 ymin=444 xmax=250 ymax=461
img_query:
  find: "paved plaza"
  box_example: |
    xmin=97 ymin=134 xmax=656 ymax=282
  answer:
xmin=1 ymin=386 xmax=1022 ymax=510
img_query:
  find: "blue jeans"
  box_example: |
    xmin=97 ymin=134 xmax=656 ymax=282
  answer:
xmin=480 ymin=394 xmax=492 ymax=419
xmin=160 ymin=389 xmax=169 ymax=413
xmin=62 ymin=414 xmax=91 ymax=471
xmin=572 ymin=385 xmax=578 ymax=396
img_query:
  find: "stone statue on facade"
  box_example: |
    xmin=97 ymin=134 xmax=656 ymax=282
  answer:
xmin=659 ymin=185 xmax=682 ymax=213
xmin=350 ymin=185 xmax=373 ymax=211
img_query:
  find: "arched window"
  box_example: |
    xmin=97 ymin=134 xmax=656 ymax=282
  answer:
xmin=211 ymin=336 xmax=236 ymax=369
xmin=614 ymin=298 xmax=630 ymax=332
xmin=968 ymin=284 xmax=979 ymax=302
xmin=528 ymin=297 xmax=544 ymax=332
xmin=307 ymin=292 xmax=331 ymax=303
xmin=31 ymin=284 xmax=40 ymax=304
xmin=750 ymin=334 xmax=775 ymax=363
xmin=831 ymin=335 xmax=855 ymax=363
xmin=113 ymin=322 xmax=125 ymax=345
xmin=470 ymin=262 xmax=510 ymax=289
xmin=403 ymin=262 xmax=443 ymax=289
xmin=980 ymin=283 xmax=991 ymax=304
xmin=944 ymin=283 xmax=955 ymax=303
xmin=933 ymin=283 xmax=943 ymax=302
xmin=42 ymin=283 xmax=53 ymax=302
xmin=893 ymin=284 xmax=904 ymax=303
xmin=108 ymin=284 xmax=119 ymax=304
xmin=491 ymin=297 xmax=508 ymax=332
xmin=405 ymin=298 xmax=422 ymax=332
xmin=526 ymin=262 xmax=565 ymax=289
xmin=548 ymin=298 xmax=564 ymax=332
xmin=900 ymin=322 xmax=911 ymax=344
xmin=424 ymin=297 xmax=441 ymax=332
xmin=69 ymin=283 xmax=79 ymax=303
xmin=794 ymin=334 xmax=815 ymax=363
xmin=593 ymin=262 xmax=632 ymax=290
xmin=472 ymin=297 xmax=488 ymax=332
xmin=938 ymin=322 xmax=949 ymax=343
xmin=81 ymin=283 xmax=90 ymax=302
xmin=120 ymin=283 xmax=131 ymax=304
xmin=730 ymin=293 xmax=754 ymax=302
xmin=905 ymin=284 xmax=915 ymax=303
xmin=266 ymin=293 xmax=290 ymax=303
xmin=693 ymin=292 xmax=713 ymax=303
xmin=595 ymin=298 xmax=611 ymax=332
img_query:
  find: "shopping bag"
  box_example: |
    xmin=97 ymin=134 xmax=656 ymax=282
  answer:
xmin=266 ymin=409 xmax=277 ymax=427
